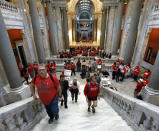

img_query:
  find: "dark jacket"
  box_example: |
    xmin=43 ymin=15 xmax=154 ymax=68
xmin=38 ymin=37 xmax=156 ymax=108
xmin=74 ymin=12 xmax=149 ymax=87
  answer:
xmin=60 ymin=80 xmax=69 ymax=94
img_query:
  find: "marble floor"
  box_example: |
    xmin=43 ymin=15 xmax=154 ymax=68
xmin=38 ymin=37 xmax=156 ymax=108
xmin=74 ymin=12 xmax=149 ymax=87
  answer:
xmin=33 ymin=72 xmax=134 ymax=131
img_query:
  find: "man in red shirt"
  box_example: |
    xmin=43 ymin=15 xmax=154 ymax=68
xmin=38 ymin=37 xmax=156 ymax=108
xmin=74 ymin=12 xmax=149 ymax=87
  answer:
xmin=133 ymin=66 xmax=140 ymax=81
xmin=84 ymin=75 xmax=100 ymax=113
xmin=33 ymin=62 xmax=38 ymax=75
xmin=30 ymin=65 xmax=62 ymax=124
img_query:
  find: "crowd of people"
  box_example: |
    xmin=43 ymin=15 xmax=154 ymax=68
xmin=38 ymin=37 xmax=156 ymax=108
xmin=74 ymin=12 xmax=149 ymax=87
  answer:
xmin=30 ymin=64 xmax=101 ymax=124
xmin=111 ymin=58 xmax=151 ymax=99
xmin=57 ymin=47 xmax=112 ymax=59
xmin=17 ymin=49 xmax=152 ymax=124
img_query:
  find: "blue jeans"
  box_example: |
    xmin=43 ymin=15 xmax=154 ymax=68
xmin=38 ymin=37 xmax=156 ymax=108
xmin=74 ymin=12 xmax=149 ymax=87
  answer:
xmin=44 ymin=98 xmax=59 ymax=119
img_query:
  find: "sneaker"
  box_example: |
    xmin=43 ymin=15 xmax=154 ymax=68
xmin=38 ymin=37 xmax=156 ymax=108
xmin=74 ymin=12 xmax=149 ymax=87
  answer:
xmin=65 ymin=105 xmax=68 ymax=109
xmin=55 ymin=114 xmax=59 ymax=120
xmin=75 ymin=100 xmax=77 ymax=103
xmin=88 ymin=107 xmax=91 ymax=112
xmin=48 ymin=118 xmax=53 ymax=124
xmin=92 ymin=106 xmax=95 ymax=113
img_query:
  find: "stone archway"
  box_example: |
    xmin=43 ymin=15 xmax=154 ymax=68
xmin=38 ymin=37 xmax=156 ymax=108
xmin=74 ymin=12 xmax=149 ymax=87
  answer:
xmin=67 ymin=0 xmax=103 ymax=47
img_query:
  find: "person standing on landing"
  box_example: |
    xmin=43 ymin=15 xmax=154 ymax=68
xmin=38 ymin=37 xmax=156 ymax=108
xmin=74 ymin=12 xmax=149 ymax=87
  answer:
xmin=30 ymin=64 xmax=62 ymax=124
xmin=84 ymin=75 xmax=100 ymax=113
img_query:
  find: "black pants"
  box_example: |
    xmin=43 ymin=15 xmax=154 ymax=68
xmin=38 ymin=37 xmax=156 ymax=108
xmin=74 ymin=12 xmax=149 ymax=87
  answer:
xmin=71 ymin=90 xmax=79 ymax=101
xmin=71 ymin=69 xmax=76 ymax=76
xmin=112 ymin=71 xmax=116 ymax=80
xmin=61 ymin=92 xmax=67 ymax=106
xmin=116 ymin=75 xmax=120 ymax=82
xmin=133 ymin=75 xmax=138 ymax=81
xmin=120 ymin=74 xmax=125 ymax=81
xmin=24 ymin=77 xmax=29 ymax=84
xmin=77 ymin=66 xmax=81 ymax=72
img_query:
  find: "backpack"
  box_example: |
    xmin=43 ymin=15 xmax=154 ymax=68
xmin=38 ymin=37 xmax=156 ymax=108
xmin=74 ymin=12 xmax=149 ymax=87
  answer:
xmin=87 ymin=82 xmax=99 ymax=95
xmin=34 ymin=73 xmax=54 ymax=84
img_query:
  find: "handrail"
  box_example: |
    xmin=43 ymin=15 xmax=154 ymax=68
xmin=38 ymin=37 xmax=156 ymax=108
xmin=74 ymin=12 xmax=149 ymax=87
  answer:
xmin=0 ymin=97 xmax=45 ymax=130
xmin=103 ymin=88 xmax=159 ymax=131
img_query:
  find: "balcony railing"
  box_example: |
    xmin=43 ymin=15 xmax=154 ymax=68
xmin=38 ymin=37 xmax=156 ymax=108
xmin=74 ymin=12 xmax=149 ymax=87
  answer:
xmin=0 ymin=1 xmax=19 ymax=13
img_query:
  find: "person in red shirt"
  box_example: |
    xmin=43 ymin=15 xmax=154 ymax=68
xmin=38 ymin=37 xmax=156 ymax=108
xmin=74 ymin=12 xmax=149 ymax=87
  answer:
xmin=71 ymin=62 xmax=76 ymax=76
xmin=120 ymin=67 xmax=126 ymax=81
xmin=84 ymin=75 xmax=100 ymax=113
xmin=116 ymin=59 xmax=120 ymax=65
xmin=30 ymin=65 xmax=62 ymax=124
xmin=50 ymin=61 xmax=56 ymax=74
xmin=33 ymin=62 xmax=38 ymax=75
xmin=143 ymin=69 xmax=151 ymax=79
xmin=66 ymin=62 xmax=71 ymax=70
xmin=27 ymin=63 xmax=34 ymax=78
xmin=112 ymin=62 xmax=117 ymax=80
xmin=133 ymin=66 xmax=140 ymax=81
xmin=134 ymin=78 xmax=149 ymax=98
xmin=18 ymin=62 xmax=23 ymax=77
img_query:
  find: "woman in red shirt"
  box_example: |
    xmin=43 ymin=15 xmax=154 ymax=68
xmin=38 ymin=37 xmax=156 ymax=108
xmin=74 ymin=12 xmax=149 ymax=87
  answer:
xmin=27 ymin=63 xmax=34 ymax=78
xmin=84 ymin=75 xmax=100 ymax=113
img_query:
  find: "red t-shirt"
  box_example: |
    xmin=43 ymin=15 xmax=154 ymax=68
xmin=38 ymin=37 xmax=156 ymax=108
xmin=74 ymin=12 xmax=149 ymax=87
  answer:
xmin=143 ymin=71 xmax=151 ymax=78
xmin=24 ymin=72 xmax=29 ymax=77
xmin=71 ymin=64 xmax=75 ymax=69
xmin=113 ymin=64 xmax=117 ymax=71
xmin=66 ymin=64 xmax=70 ymax=70
xmin=84 ymin=82 xmax=100 ymax=98
xmin=31 ymin=74 xmax=60 ymax=105
xmin=27 ymin=65 xmax=33 ymax=73
xmin=33 ymin=64 xmax=38 ymax=71
xmin=18 ymin=64 xmax=23 ymax=71
xmin=135 ymin=82 xmax=144 ymax=93
xmin=134 ymin=67 xmax=140 ymax=76
xmin=98 ymin=60 xmax=102 ymax=65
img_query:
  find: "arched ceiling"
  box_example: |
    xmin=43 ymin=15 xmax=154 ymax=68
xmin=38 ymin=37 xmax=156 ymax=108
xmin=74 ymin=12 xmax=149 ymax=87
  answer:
xmin=67 ymin=0 xmax=103 ymax=13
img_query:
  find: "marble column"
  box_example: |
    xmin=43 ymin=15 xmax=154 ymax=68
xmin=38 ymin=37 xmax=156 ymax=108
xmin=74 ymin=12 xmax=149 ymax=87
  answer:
xmin=0 ymin=9 xmax=22 ymax=89
xmin=63 ymin=8 xmax=69 ymax=49
xmin=40 ymin=0 xmax=50 ymax=57
xmin=104 ymin=7 xmax=109 ymax=50
xmin=142 ymin=51 xmax=159 ymax=106
xmin=119 ymin=0 xmax=134 ymax=58
xmin=100 ymin=7 xmax=107 ymax=49
xmin=112 ymin=0 xmax=124 ymax=55
xmin=46 ymin=1 xmax=58 ymax=55
xmin=124 ymin=0 xmax=143 ymax=64
xmin=56 ymin=7 xmax=64 ymax=50
xmin=28 ymin=0 xmax=45 ymax=63
xmin=17 ymin=0 xmax=37 ymax=62
xmin=106 ymin=6 xmax=117 ymax=54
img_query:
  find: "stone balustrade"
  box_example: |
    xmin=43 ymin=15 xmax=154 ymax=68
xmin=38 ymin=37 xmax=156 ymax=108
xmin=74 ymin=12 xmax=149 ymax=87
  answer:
xmin=0 ymin=97 xmax=45 ymax=131
xmin=0 ymin=1 xmax=19 ymax=13
xmin=103 ymin=88 xmax=159 ymax=131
